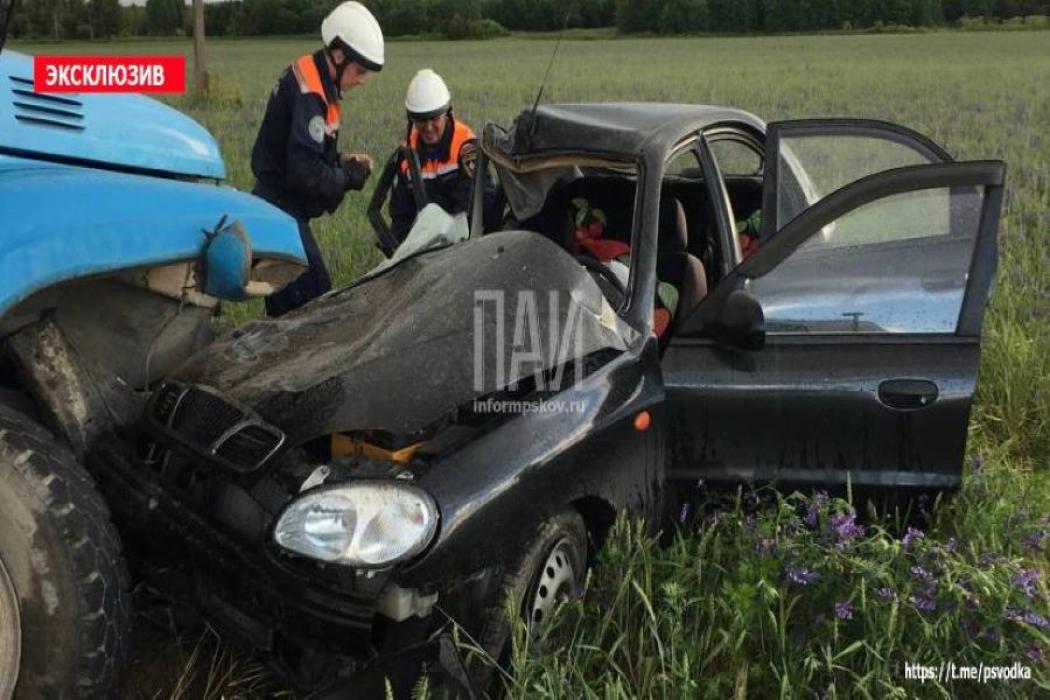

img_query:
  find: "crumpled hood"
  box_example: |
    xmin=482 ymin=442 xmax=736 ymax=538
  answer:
xmin=0 ymin=50 xmax=224 ymax=179
xmin=171 ymin=231 xmax=635 ymax=443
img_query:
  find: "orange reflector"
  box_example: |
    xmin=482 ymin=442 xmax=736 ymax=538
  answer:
xmin=634 ymin=411 xmax=651 ymax=432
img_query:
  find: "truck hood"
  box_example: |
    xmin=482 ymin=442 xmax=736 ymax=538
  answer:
xmin=169 ymin=232 xmax=636 ymax=444
xmin=0 ymin=50 xmax=224 ymax=179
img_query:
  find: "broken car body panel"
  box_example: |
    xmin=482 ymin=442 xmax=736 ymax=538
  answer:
xmin=167 ymin=232 xmax=634 ymax=443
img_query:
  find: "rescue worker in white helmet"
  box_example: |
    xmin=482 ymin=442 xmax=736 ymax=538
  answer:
xmin=251 ymin=1 xmax=383 ymax=317
xmin=388 ymin=68 xmax=479 ymax=246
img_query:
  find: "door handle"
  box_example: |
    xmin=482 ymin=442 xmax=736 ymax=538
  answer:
xmin=878 ymin=379 xmax=939 ymax=410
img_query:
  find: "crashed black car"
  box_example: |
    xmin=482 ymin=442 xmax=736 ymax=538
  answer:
xmin=90 ymin=104 xmax=1004 ymax=695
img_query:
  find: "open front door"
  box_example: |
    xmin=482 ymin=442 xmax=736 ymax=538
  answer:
xmin=664 ymin=120 xmax=1004 ymax=493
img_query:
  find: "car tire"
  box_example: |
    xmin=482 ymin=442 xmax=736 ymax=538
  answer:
xmin=471 ymin=510 xmax=588 ymax=693
xmin=0 ymin=405 xmax=129 ymax=699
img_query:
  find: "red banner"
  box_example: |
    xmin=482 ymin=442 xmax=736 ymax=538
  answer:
xmin=33 ymin=55 xmax=186 ymax=94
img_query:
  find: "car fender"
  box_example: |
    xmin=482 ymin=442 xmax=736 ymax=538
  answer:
xmin=0 ymin=162 xmax=304 ymax=317
xmin=399 ymin=341 xmax=667 ymax=588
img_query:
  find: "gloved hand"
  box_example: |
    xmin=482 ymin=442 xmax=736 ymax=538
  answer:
xmin=341 ymin=153 xmax=373 ymax=191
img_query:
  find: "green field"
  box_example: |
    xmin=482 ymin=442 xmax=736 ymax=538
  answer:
xmin=14 ymin=30 xmax=1050 ymax=697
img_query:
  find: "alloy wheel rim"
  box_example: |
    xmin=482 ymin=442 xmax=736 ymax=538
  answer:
xmin=528 ymin=538 xmax=578 ymax=627
xmin=0 ymin=552 xmax=21 ymax=700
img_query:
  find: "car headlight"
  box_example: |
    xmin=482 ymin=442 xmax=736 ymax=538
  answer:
xmin=273 ymin=481 xmax=438 ymax=567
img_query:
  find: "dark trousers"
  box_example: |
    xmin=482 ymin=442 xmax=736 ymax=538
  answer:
xmin=264 ymin=218 xmax=332 ymax=318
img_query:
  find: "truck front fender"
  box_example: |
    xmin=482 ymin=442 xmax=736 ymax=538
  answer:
xmin=0 ymin=163 xmax=305 ymax=317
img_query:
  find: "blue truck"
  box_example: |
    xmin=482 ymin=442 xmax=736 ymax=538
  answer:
xmin=0 ymin=34 xmax=305 ymax=697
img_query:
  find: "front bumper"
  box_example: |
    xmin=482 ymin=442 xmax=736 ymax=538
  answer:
xmin=87 ymin=437 xmax=390 ymax=672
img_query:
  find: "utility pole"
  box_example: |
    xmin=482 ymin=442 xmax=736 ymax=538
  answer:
xmin=192 ymin=0 xmax=207 ymax=94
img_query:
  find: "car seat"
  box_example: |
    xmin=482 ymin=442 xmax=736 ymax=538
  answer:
xmin=656 ymin=196 xmax=708 ymax=331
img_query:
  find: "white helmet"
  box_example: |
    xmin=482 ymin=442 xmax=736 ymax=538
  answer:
xmin=405 ymin=69 xmax=452 ymax=120
xmin=321 ymin=2 xmax=384 ymax=73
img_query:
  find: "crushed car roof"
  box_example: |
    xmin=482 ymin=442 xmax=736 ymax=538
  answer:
xmin=484 ymin=103 xmax=766 ymax=163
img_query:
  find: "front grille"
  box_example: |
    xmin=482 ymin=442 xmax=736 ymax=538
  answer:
xmin=147 ymin=382 xmax=285 ymax=473
xmin=8 ymin=76 xmax=85 ymax=131
xmin=153 ymin=383 xmax=185 ymax=424
xmin=215 ymin=425 xmax=283 ymax=468
xmin=170 ymin=387 xmax=246 ymax=446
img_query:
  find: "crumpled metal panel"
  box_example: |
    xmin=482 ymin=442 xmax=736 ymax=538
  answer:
xmin=484 ymin=103 xmax=765 ymax=162
xmin=172 ymin=231 xmax=637 ymax=443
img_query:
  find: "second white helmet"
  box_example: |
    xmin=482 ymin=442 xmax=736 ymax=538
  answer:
xmin=405 ymin=69 xmax=452 ymax=120
xmin=321 ymin=1 xmax=384 ymax=72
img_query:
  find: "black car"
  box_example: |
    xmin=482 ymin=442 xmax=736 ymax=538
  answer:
xmin=90 ymin=104 xmax=1004 ymax=695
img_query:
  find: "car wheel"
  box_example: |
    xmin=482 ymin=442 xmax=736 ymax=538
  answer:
xmin=0 ymin=405 xmax=129 ymax=698
xmin=471 ymin=510 xmax=587 ymax=691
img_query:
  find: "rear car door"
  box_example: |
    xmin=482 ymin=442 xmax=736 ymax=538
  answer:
xmin=663 ymin=120 xmax=1004 ymax=493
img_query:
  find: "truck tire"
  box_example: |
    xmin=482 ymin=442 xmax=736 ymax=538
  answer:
xmin=0 ymin=405 xmax=129 ymax=698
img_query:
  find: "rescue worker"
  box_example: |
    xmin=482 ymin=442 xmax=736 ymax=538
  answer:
xmin=251 ymin=1 xmax=384 ymax=317
xmin=387 ymin=69 xmax=479 ymax=247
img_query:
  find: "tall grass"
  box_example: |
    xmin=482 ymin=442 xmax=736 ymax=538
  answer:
xmin=505 ymin=457 xmax=1049 ymax=698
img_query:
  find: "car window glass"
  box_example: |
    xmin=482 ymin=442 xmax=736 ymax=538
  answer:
xmin=776 ymin=135 xmax=940 ymax=231
xmin=666 ymin=147 xmax=700 ymax=176
xmin=709 ymin=138 xmax=763 ymax=177
xmin=749 ymin=185 xmax=985 ymax=334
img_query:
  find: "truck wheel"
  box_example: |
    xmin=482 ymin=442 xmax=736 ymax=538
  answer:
xmin=471 ymin=510 xmax=587 ymax=690
xmin=0 ymin=405 xmax=129 ymax=698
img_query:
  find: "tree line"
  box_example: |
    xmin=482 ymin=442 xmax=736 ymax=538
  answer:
xmin=6 ymin=0 xmax=1049 ymax=41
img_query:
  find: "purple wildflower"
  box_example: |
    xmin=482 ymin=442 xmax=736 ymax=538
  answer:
xmin=1011 ymin=569 xmax=1041 ymax=598
xmin=943 ymin=537 xmax=958 ymax=553
xmin=787 ymin=566 xmax=819 ymax=586
xmin=910 ymin=565 xmax=934 ymax=582
xmin=1022 ymin=610 xmax=1050 ymax=630
xmin=804 ymin=506 xmax=818 ymax=527
xmin=805 ymin=492 xmax=828 ymax=527
xmin=1023 ymin=529 xmax=1048 ymax=553
xmin=1025 ymin=645 xmax=1044 ymax=663
xmin=910 ymin=593 xmax=937 ymax=612
xmin=902 ymin=527 xmax=924 ymax=549
xmin=876 ymin=587 xmax=895 ymax=600
xmin=970 ymin=454 xmax=985 ymax=472
xmin=834 ymin=601 xmax=853 ymax=621
xmin=830 ymin=511 xmax=865 ymax=550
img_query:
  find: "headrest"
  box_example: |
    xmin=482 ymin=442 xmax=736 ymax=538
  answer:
xmin=658 ymin=196 xmax=688 ymax=253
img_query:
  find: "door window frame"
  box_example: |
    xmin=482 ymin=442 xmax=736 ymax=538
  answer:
xmin=762 ymin=119 xmax=956 ymax=242
xmin=678 ymin=160 xmax=1005 ymax=339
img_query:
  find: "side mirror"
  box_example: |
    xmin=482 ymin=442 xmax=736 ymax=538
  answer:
xmin=703 ymin=288 xmax=765 ymax=350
